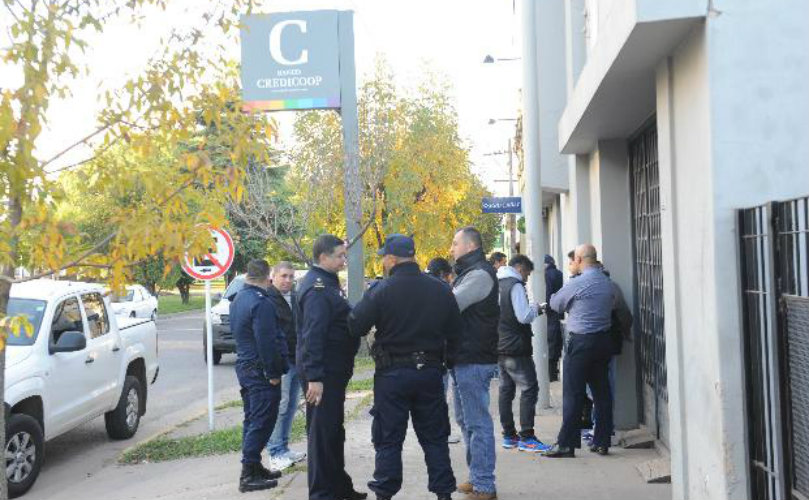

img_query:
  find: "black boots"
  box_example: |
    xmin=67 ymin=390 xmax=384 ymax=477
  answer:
xmin=239 ymin=462 xmax=278 ymax=492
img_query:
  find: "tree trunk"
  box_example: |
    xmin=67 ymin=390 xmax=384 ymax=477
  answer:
xmin=178 ymin=283 xmax=191 ymax=304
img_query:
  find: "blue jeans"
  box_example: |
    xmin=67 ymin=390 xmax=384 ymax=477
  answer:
xmin=451 ymin=364 xmax=497 ymax=494
xmin=266 ymin=363 xmax=301 ymax=457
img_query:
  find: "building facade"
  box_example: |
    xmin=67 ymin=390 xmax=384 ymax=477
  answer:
xmin=522 ymin=1 xmax=809 ymax=499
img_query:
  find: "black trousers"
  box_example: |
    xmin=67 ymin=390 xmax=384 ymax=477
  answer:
xmin=497 ymin=355 xmax=539 ymax=437
xmin=557 ymin=333 xmax=613 ymax=449
xmin=369 ymin=366 xmax=456 ymax=498
xmin=303 ymin=373 xmax=355 ymax=500
xmin=236 ymin=362 xmax=281 ymax=464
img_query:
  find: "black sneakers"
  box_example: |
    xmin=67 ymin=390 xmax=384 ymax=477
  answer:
xmin=238 ymin=463 xmax=278 ymax=492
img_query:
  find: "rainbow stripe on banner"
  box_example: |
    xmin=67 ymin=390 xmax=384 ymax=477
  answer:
xmin=242 ymin=96 xmax=341 ymax=112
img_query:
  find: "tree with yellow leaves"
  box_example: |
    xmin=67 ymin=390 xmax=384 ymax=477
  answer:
xmin=289 ymin=61 xmax=499 ymax=276
xmin=0 ymin=3 xmax=268 ymax=496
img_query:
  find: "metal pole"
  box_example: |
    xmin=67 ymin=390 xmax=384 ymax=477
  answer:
xmin=508 ymin=138 xmax=517 ymax=258
xmin=339 ymin=10 xmax=363 ymax=306
xmin=205 ymin=279 xmax=215 ymax=430
xmin=521 ymin=0 xmax=550 ymax=409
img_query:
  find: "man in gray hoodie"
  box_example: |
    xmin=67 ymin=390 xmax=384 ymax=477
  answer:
xmin=495 ymin=255 xmax=552 ymax=454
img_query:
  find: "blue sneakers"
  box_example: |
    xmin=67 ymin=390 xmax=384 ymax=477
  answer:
xmin=518 ymin=436 xmax=553 ymax=453
xmin=502 ymin=436 xmax=519 ymax=449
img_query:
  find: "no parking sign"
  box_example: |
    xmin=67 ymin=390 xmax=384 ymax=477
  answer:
xmin=181 ymin=227 xmax=234 ymax=281
xmin=181 ymin=226 xmax=235 ymax=432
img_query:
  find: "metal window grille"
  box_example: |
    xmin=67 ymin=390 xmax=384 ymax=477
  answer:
xmin=739 ymin=196 xmax=809 ymax=500
xmin=629 ymin=123 xmax=668 ymax=413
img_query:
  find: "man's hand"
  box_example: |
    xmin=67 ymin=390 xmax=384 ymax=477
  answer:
xmin=306 ymin=381 xmax=324 ymax=406
xmin=269 ymin=378 xmax=281 ymax=386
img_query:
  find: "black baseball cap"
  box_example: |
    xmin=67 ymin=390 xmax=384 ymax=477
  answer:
xmin=377 ymin=234 xmax=416 ymax=257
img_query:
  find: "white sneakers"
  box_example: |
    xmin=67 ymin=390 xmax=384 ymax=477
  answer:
xmin=269 ymin=450 xmax=307 ymax=471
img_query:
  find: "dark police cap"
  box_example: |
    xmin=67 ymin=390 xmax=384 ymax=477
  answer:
xmin=377 ymin=234 xmax=416 ymax=257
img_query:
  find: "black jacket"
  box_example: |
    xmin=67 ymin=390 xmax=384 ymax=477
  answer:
xmin=296 ymin=266 xmax=359 ymax=382
xmin=452 ymin=248 xmax=500 ymax=365
xmin=348 ymin=262 xmax=463 ymax=367
xmin=267 ymin=286 xmax=297 ymax=363
xmin=545 ymin=264 xmax=564 ymax=333
xmin=497 ymin=276 xmax=533 ymax=357
xmin=229 ymin=284 xmax=289 ymax=379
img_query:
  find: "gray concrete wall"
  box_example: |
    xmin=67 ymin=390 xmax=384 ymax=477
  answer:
xmin=536 ymin=0 xmax=571 ymax=192
xmin=588 ymin=140 xmax=639 ymax=430
xmin=655 ymin=3 xmax=809 ymax=496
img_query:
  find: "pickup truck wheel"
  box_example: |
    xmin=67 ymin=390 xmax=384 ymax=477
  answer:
xmin=204 ymin=348 xmax=223 ymax=365
xmin=6 ymin=414 xmax=44 ymax=499
xmin=105 ymin=376 xmax=143 ymax=440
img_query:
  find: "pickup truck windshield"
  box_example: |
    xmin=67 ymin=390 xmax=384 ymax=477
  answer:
xmin=223 ymin=276 xmax=245 ymax=300
xmin=6 ymin=298 xmax=47 ymax=346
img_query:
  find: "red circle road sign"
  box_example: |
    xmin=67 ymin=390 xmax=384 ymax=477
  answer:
xmin=181 ymin=227 xmax=235 ymax=281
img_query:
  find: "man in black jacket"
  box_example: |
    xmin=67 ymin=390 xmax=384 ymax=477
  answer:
xmin=449 ymin=227 xmax=500 ymax=500
xmin=230 ymin=259 xmax=288 ymax=492
xmin=544 ymin=255 xmax=564 ymax=381
xmin=349 ymin=234 xmax=462 ymax=500
xmin=496 ymin=255 xmax=552 ymax=454
xmin=298 ymin=235 xmax=366 ymax=500
xmin=266 ymin=261 xmax=306 ymax=470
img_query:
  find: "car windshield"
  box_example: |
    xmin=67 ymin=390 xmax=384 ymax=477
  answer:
xmin=111 ymin=290 xmax=134 ymax=303
xmin=5 ymin=298 xmax=47 ymax=346
xmin=223 ymin=276 xmax=245 ymax=300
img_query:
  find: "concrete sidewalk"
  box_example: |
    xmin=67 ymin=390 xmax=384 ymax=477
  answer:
xmin=48 ymin=379 xmax=671 ymax=500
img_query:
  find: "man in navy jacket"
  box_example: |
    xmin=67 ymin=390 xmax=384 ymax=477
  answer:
xmin=230 ymin=259 xmax=288 ymax=492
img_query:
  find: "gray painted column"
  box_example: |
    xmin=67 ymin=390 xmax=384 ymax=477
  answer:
xmin=656 ymin=56 xmax=688 ymax=500
xmin=338 ymin=11 xmax=363 ymax=305
xmin=520 ymin=0 xmax=550 ymax=409
xmin=590 ymin=140 xmax=638 ymax=431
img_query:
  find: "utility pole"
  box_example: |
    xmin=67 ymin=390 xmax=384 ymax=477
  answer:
xmin=520 ymin=0 xmax=550 ymax=409
xmin=507 ymin=137 xmax=517 ymax=258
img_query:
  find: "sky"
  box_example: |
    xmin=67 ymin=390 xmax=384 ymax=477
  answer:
xmin=3 ymin=0 xmax=524 ymax=196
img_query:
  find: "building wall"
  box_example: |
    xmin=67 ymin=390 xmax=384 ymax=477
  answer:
xmin=657 ymin=3 xmax=809 ymax=498
xmin=588 ymin=140 xmax=639 ymax=430
xmin=536 ymin=0 xmax=571 ymax=192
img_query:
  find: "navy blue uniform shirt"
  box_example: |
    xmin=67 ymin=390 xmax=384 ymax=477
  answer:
xmin=348 ymin=261 xmax=463 ymax=366
xmin=296 ymin=266 xmax=359 ymax=382
xmin=229 ymin=283 xmax=289 ymax=379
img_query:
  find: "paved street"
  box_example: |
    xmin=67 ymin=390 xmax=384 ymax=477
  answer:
xmin=26 ymin=310 xmax=241 ymax=500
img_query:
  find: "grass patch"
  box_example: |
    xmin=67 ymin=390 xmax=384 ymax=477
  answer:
xmin=158 ymin=294 xmax=206 ymax=314
xmin=122 ymin=412 xmax=306 ymax=464
xmin=346 ymin=377 xmax=373 ymax=393
xmin=215 ymin=399 xmax=243 ymax=411
xmin=353 ymin=356 xmax=375 ymax=373
xmin=121 ymin=425 xmax=243 ymax=464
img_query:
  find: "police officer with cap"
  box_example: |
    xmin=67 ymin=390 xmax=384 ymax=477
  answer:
xmin=229 ymin=258 xmax=287 ymax=492
xmin=297 ymin=234 xmax=366 ymax=500
xmin=349 ymin=234 xmax=462 ymax=500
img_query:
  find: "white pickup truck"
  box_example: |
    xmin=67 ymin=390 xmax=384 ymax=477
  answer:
xmin=4 ymin=280 xmax=159 ymax=498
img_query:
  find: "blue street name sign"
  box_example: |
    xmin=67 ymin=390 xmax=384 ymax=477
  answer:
xmin=482 ymin=197 xmax=522 ymax=214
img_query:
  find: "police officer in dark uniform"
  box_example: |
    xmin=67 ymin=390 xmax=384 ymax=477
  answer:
xmin=349 ymin=234 xmax=462 ymax=500
xmin=229 ymin=259 xmax=288 ymax=492
xmin=297 ymin=235 xmax=366 ymax=500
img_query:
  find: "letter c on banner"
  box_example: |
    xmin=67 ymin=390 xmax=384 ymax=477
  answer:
xmin=269 ymin=20 xmax=309 ymax=66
